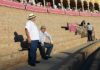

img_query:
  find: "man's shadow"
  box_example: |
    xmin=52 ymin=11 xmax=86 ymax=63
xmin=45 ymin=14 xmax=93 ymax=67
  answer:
xmin=61 ymin=23 xmax=69 ymax=30
xmin=14 ymin=32 xmax=29 ymax=51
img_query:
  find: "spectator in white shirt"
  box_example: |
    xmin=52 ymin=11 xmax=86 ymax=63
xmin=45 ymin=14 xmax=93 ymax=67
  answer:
xmin=25 ymin=13 xmax=40 ymax=66
xmin=39 ymin=26 xmax=53 ymax=58
xmin=87 ymin=23 xmax=93 ymax=41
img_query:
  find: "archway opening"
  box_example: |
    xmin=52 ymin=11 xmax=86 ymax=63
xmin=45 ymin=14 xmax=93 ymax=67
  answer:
xmin=70 ymin=0 xmax=76 ymax=10
xmin=94 ymin=3 xmax=99 ymax=11
xmin=63 ymin=0 xmax=68 ymax=9
xmin=83 ymin=1 xmax=88 ymax=10
xmin=89 ymin=2 xmax=93 ymax=12
xmin=77 ymin=1 xmax=82 ymax=11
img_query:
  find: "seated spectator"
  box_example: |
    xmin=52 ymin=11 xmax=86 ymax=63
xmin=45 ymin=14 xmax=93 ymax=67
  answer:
xmin=39 ymin=26 xmax=53 ymax=58
xmin=58 ymin=3 xmax=62 ymax=9
xmin=40 ymin=2 xmax=43 ymax=7
xmin=54 ymin=4 xmax=57 ymax=9
xmin=47 ymin=2 xmax=51 ymax=8
xmin=29 ymin=0 xmax=33 ymax=5
xmin=37 ymin=2 xmax=41 ymax=6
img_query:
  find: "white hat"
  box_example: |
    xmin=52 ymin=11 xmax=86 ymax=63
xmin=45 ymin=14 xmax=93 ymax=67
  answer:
xmin=28 ymin=13 xmax=36 ymax=20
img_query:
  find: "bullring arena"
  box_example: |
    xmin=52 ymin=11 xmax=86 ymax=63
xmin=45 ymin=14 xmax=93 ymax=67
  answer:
xmin=0 ymin=0 xmax=100 ymax=70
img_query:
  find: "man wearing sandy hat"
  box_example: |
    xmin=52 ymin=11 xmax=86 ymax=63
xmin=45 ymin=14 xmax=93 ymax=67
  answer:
xmin=25 ymin=13 xmax=40 ymax=66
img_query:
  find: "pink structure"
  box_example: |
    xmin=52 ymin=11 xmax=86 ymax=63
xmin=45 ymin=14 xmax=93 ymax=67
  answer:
xmin=0 ymin=0 xmax=24 ymax=9
xmin=26 ymin=5 xmax=47 ymax=13
xmin=69 ymin=23 xmax=77 ymax=32
xmin=47 ymin=8 xmax=65 ymax=15
xmin=0 ymin=0 xmax=100 ymax=17
xmin=65 ymin=10 xmax=79 ymax=16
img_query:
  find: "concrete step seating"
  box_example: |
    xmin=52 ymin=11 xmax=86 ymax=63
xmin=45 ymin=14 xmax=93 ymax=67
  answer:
xmin=0 ymin=6 xmax=100 ymax=70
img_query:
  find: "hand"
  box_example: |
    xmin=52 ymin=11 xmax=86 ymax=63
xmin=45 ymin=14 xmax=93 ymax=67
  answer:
xmin=28 ymin=38 xmax=31 ymax=43
xmin=50 ymin=41 xmax=53 ymax=44
xmin=41 ymin=43 xmax=44 ymax=46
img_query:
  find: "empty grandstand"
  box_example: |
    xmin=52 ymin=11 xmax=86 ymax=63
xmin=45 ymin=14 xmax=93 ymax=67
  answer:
xmin=9 ymin=0 xmax=100 ymax=12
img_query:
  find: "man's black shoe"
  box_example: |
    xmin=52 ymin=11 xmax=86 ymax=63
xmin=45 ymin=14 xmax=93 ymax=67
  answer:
xmin=29 ymin=63 xmax=36 ymax=67
xmin=36 ymin=61 xmax=40 ymax=63
xmin=43 ymin=57 xmax=48 ymax=60
xmin=47 ymin=56 xmax=52 ymax=58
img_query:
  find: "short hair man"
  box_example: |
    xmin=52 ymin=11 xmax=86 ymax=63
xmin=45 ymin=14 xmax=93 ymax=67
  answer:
xmin=25 ymin=13 xmax=40 ymax=66
xmin=87 ymin=23 xmax=93 ymax=41
xmin=39 ymin=26 xmax=53 ymax=58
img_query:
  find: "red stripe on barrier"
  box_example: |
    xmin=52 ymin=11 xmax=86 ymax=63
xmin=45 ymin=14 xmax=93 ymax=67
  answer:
xmin=92 ymin=13 xmax=100 ymax=17
xmin=0 ymin=0 xmax=100 ymax=16
xmin=0 ymin=0 xmax=24 ymax=9
xmin=26 ymin=5 xmax=47 ymax=13
xmin=79 ymin=12 xmax=92 ymax=17
xmin=47 ymin=8 xmax=65 ymax=15
xmin=65 ymin=10 xmax=79 ymax=16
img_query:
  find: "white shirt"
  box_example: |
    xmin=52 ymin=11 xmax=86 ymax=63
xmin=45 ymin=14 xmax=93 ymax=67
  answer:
xmin=87 ymin=25 xmax=93 ymax=31
xmin=54 ymin=5 xmax=57 ymax=9
xmin=25 ymin=20 xmax=40 ymax=40
xmin=39 ymin=31 xmax=52 ymax=44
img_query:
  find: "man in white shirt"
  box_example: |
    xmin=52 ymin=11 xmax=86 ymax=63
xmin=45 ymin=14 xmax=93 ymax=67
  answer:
xmin=87 ymin=23 xmax=93 ymax=41
xmin=39 ymin=26 xmax=53 ymax=58
xmin=25 ymin=13 xmax=40 ymax=66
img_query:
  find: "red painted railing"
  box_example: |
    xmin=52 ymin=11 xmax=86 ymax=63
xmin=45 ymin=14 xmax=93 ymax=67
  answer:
xmin=0 ymin=0 xmax=100 ymax=17
xmin=26 ymin=5 xmax=47 ymax=13
xmin=92 ymin=13 xmax=100 ymax=17
xmin=65 ymin=10 xmax=79 ymax=16
xmin=47 ymin=8 xmax=65 ymax=15
xmin=0 ymin=0 xmax=24 ymax=9
xmin=80 ymin=12 xmax=92 ymax=17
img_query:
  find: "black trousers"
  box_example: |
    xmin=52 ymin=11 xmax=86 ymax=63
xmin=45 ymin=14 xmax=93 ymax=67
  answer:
xmin=38 ymin=43 xmax=53 ymax=58
xmin=43 ymin=43 xmax=53 ymax=56
xmin=87 ymin=30 xmax=93 ymax=41
xmin=38 ymin=43 xmax=46 ymax=59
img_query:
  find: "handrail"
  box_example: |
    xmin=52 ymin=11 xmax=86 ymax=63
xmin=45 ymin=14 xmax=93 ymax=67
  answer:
xmin=50 ymin=39 xmax=100 ymax=70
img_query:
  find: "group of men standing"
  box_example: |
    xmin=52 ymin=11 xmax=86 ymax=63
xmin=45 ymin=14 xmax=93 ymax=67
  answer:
xmin=25 ymin=13 xmax=95 ymax=67
xmin=25 ymin=13 xmax=53 ymax=66
xmin=79 ymin=20 xmax=94 ymax=41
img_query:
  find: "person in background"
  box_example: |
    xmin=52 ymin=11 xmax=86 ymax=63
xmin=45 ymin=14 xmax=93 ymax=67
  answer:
xmin=87 ymin=23 xmax=93 ymax=41
xmin=80 ymin=20 xmax=86 ymax=27
xmin=54 ymin=4 xmax=57 ymax=9
xmin=25 ymin=13 xmax=40 ymax=66
xmin=47 ymin=2 xmax=51 ymax=8
xmin=58 ymin=3 xmax=62 ymax=9
xmin=23 ymin=0 xmax=27 ymax=9
xmin=39 ymin=26 xmax=53 ymax=58
xmin=81 ymin=20 xmax=87 ymax=38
